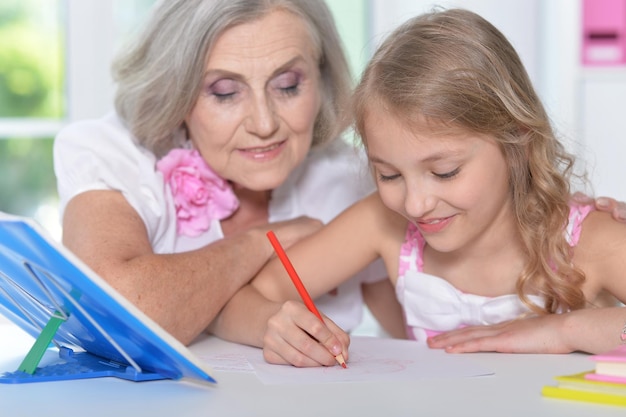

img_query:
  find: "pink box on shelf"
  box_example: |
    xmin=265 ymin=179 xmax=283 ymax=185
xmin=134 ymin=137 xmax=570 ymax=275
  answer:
xmin=582 ymin=0 xmax=626 ymax=65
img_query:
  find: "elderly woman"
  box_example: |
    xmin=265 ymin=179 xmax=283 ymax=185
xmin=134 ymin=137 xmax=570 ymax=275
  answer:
xmin=53 ymin=0 xmax=405 ymax=350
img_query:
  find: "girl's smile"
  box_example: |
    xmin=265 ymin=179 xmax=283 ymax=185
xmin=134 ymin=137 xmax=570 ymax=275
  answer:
xmin=415 ymin=214 xmax=456 ymax=234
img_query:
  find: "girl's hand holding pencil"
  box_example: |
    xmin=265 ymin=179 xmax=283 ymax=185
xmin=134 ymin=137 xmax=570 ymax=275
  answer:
xmin=262 ymin=300 xmax=350 ymax=367
xmin=264 ymin=231 xmax=350 ymax=368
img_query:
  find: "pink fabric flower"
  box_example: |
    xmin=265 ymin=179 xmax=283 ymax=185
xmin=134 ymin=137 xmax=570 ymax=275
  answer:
xmin=157 ymin=148 xmax=239 ymax=237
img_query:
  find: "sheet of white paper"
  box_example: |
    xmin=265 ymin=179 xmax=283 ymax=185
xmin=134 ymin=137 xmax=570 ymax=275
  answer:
xmin=195 ymin=341 xmax=255 ymax=373
xmin=199 ymin=352 xmax=255 ymax=372
xmin=198 ymin=336 xmax=494 ymax=385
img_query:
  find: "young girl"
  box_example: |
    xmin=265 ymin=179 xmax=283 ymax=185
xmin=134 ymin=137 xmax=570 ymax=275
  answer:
xmin=220 ymin=8 xmax=626 ymax=366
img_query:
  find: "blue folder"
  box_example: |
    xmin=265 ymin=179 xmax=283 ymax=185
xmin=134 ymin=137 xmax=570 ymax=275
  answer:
xmin=0 ymin=212 xmax=216 ymax=384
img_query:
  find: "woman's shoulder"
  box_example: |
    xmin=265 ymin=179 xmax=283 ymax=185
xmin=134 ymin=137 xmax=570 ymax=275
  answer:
xmin=56 ymin=113 xmax=137 ymax=149
xmin=55 ymin=113 xmax=157 ymax=170
xmin=54 ymin=112 xmax=160 ymax=203
xmin=57 ymin=112 xmax=123 ymax=135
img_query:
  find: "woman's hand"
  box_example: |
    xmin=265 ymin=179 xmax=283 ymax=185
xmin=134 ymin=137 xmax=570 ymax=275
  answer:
xmin=573 ymin=192 xmax=626 ymax=222
xmin=262 ymin=300 xmax=350 ymax=367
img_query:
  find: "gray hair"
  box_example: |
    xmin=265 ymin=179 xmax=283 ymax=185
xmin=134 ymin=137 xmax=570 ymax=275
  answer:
xmin=112 ymin=0 xmax=352 ymax=157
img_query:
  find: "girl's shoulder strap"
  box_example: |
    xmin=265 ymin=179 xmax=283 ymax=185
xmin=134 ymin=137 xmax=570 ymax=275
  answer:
xmin=565 ymin=201 xmax=595 ymax=246
xmin=399 ymin=223 xmax=426 ymax=275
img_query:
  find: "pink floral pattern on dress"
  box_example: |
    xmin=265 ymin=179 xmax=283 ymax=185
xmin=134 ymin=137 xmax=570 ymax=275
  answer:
xmin=398 ymin=223 xmax=425 ymax=276
xmin=157 ymin=148 xmax=239 ymax=237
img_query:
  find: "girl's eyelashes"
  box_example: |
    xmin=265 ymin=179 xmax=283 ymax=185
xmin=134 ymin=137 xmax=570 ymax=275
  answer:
xmin=433 ymin=167 xmax=460 ymax=179
xmin=377 ymin=168 xmax=460 ymax=182
xmin=377 ymin=172 xmax=401 ymax=182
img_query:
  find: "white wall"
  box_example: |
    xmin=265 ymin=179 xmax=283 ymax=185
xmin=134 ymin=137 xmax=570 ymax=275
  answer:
xmin=368 ymin=0 xmax=572 ymax=133
xmin=579 ymin=70 xmax=626 ymax=201
xmin=66 ymin=0 xmax=117 ymax=121
xmin=369 ymin=0 xmax=541 ymax=85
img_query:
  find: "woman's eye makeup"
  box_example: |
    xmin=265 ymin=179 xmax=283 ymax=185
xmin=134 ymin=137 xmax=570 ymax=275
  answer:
xmin=209 ymin=79 xmax=239 ymax=100
xmin=271 ymin=71 xmax=300 ymax=96
xmin=204 ymin=68 xmax=304 ymax=102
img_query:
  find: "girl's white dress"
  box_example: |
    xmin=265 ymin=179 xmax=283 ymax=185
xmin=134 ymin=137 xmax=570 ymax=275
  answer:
xmin=395 ymin=202 xmax=594 ymax=343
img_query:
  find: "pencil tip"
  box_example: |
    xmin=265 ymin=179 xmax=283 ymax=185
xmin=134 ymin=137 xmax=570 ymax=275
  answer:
xmin=335 ymin=353 xmax=347 ymax=369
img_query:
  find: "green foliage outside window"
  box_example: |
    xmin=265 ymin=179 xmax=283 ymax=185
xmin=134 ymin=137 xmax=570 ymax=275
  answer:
xmin=0 ymin=0 xmax=63 ymax=219
xmin=0 ymin=0 xmax=63 ymax=118
xmin=0 ymin=139 xmax=56 ymax=217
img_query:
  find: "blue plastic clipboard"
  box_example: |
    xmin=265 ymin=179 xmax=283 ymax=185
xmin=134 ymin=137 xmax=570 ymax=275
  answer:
xmin=0 ymin=212 xmax=216 ymax=384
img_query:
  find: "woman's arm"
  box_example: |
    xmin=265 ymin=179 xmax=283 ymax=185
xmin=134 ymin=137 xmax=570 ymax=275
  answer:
xmin=62 ymin=190 xmax=321 ymax=345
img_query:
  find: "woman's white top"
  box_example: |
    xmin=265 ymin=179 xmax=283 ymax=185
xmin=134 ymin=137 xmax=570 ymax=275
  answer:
xmin=54 ymin=113 xmax=386 ymax=331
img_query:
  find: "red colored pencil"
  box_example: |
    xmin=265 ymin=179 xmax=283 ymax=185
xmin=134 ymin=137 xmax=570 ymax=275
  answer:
xmin=266 ymin=231 xmax=347 ymax=368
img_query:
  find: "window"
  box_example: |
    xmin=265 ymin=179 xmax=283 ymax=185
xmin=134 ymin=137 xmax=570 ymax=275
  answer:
xmin=0 ymin=0 xmax=63 ymax=236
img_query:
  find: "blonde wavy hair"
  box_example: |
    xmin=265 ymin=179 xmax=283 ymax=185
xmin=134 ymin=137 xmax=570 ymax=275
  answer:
xmin=112 ymin=0 xmax=352 ymax=158
xmin=353 ymin=8 xmax=587 ymax=313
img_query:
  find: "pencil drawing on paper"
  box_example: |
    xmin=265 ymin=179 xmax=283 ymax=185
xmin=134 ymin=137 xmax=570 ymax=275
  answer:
xmin=323 ymin=351 xmax=414 ymax=375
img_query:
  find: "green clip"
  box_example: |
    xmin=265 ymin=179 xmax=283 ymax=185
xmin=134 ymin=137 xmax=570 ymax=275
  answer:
xmin=18 ymin=312 xmax=66 ymax=374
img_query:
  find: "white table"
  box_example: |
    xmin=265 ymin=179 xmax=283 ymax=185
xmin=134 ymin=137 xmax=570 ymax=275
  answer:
xmin=0 ymin=323 xmax=624 ymax=417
